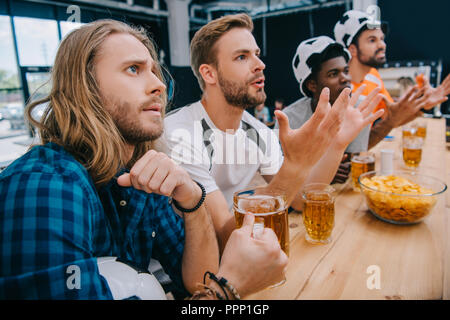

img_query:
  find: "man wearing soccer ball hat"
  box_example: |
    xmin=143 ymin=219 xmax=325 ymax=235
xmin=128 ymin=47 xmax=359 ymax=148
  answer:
xmin=276 ymin=36 xmax=385 ymax=183
xmin=334 ymin=10 xmax=450 ymax=148
xmin=278 ymin=36 xmax=374 ymax=151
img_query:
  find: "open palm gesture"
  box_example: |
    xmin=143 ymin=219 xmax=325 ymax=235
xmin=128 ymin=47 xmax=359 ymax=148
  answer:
xmin=420 ymin=73 xmax=450 ymax=110
xmin=275 ymin=87 xmax=349 ymax=169
xmin=335 ymin=85 xmax=384 ymax=147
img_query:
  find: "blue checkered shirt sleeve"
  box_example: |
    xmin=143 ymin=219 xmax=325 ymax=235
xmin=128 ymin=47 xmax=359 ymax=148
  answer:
xmin=150 ymin=197 xmax=185 ymax=294
xmin=0 ymin=170 xmax=112 ymax=299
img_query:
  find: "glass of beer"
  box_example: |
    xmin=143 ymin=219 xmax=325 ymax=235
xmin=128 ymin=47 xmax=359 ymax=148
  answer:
xmin=302 ymin=183 xmax=336 ymax=244
xmin=415 ymin=120 xmax=427 ymax=139
xmin=402 ymin=124 xmax=416 ymax=138
xmin=351 ymin=152 xmax=375 ymax=191
xmin=403 ymin=135 xmax=424 ymax=168
xmin=403 ymin=120 xmax=427 ymax=139
xmin=233 ymin=187 xmax=289 ymax=287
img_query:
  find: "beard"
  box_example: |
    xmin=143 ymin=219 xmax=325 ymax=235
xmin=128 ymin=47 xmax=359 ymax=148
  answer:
xmin=358 ymin=48 xmax=386 ymax=68
xmin=109 ymin=98 xmax=164 ymax=145
xmin=217 ymin=69 xmax=266 ymax=110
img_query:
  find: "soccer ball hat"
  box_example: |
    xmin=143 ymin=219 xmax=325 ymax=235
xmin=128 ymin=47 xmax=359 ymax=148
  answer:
xmin=292 ymin=36 xmax=350 ymax=97
xmin=334 ymin=10 xmax=388 ymax=48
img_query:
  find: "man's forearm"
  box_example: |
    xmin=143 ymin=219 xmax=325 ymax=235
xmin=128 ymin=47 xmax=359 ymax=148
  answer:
xmin=182 ymin=205 xmax=220 ymax=293
xmin=305 ymin=143 xmax=346 ymax=185
xmin=267 ymin=143 xmax=344 ymax=210
xmin=216 ymin=217 xmax=236 ymax=256
xmin=368 ymin=118 xmax=394 ymax=150
xmin=266 ymin=160 xmax=311 ymax=208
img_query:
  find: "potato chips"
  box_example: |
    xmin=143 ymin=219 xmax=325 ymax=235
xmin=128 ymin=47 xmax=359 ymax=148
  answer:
xmin=360 ymin=175 xmax=437 ymax=223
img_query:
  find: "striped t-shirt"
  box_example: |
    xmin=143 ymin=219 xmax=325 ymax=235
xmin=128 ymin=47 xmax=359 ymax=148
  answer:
xmin=156 ymin=101 xmax=284 ymax=208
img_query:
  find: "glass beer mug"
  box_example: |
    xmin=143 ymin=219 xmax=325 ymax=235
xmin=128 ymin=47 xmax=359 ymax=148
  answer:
xmin=233 ymin=187 xmax=289 ymax=287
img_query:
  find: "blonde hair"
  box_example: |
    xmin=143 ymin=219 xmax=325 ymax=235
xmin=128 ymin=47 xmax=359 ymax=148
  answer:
xmin=190 ymin=13 xmax=253 ymax=91
xmin=26 ymin=19 xmax=167 ymax=187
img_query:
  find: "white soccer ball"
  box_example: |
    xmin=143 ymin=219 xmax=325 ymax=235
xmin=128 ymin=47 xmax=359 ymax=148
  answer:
xmin=97 ymin=257 xmax=167 ymax=300
xmin=334 ymin=10 xmax=387 ymax=48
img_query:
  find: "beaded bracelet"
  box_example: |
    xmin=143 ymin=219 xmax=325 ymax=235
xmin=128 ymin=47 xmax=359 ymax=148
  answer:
xmin=188 ymin=283 xmax=226 ymax=300
xmin=204 ymin=271 xmax=229 ymax=300
xmin=203 ymin=271 xmax=241 ymax=300
xmin=220 ymin=277 xmax=241 ymax=300
xmin=172 ymin=181 xmax=206 ymax=213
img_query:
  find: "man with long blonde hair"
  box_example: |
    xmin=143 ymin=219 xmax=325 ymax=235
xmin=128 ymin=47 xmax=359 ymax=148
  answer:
xmin=0 ymin=19 xmax=287 ymax=300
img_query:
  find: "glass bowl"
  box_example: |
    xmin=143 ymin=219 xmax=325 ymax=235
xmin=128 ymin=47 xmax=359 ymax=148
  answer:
xmin=358 ymin=170 xmax=447 ymax=224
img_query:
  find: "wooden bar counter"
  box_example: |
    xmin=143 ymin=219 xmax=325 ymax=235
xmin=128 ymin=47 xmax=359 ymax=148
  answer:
xmin=246 ymin=118 xmax=449 ymax=300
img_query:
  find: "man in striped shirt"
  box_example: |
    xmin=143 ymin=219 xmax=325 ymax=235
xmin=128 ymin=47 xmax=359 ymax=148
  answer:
xmin=158 ymin=13 xmax=384 ymax=254
xmin=334 ymin=10 xmax=450 ymax=148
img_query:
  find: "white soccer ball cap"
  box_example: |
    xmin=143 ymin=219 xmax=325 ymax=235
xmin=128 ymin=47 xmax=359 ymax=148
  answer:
xmin=97 ymin=256 xmax=167 ymax=300
xmin=292 ymin=36 xmax=350 ymax=97
xmin=334 ymin=10 xmax=386 ymax=48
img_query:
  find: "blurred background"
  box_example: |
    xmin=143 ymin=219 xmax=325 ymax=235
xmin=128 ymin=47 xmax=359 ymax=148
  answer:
xmin=1 ymin=0 xmax=449 ymax=168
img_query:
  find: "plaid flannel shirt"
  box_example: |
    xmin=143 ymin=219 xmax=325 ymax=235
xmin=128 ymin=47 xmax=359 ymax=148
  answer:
xmin=0 ymin=143 xmax=187 ymax=299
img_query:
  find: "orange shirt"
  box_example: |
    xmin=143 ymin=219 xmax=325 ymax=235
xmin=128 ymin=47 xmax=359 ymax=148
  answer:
xmin=352 ymin=68 xmax=393 ymax=113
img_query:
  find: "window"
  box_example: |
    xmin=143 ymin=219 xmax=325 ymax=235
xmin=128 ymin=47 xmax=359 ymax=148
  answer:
xmin=14 ymin=17 xmax=59 ymax=66
xmin=60 ymin=21 xmax=84 ymax=39
xmin=0 ymin=15 xmax=24 ymax=140
xmin=0 ymin=15 xmax=20 ymax=90
xmin=26 ymin=72 xmax=51 ymax=101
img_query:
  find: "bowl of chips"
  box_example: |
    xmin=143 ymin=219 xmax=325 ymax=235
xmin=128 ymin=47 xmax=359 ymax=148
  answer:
xmin=358 ymin=171 xmax=447 ymax=224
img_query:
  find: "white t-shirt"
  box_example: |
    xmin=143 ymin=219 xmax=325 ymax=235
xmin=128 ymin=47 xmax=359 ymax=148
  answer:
xmin=155 ymin=101 xmax=284 ymax=207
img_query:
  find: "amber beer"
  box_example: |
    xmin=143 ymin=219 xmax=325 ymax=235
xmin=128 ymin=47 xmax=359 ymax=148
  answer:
xmin=233 ymin=192 xmax=289 ymax=256
xmin=403 ymin=122 xmax=427 ymax=139
xmin=403 ymin=147 xmax=422 ymax=167
xmin=302 ymin=184 xmax=335 ymax=244
xmin=416 ymin=126 xmax=427 ymax=138
xmin=404 ymin=127 xmax=426 ymax=138
xmin=351 ymin=153 xmax=375 ymax=191
xmin=402 ymin=136 xmax=424 ymax=168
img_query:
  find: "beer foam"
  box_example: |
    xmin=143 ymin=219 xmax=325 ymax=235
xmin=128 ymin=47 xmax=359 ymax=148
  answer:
xmin=236 ymin=195 xmax=283 ymax=214
xmin=352 ymin=155 xmax=375 ymax=164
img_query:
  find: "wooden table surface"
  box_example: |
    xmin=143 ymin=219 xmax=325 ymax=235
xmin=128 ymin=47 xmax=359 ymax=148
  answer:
xmin=246 ymin=118 xmax=449 ymax=300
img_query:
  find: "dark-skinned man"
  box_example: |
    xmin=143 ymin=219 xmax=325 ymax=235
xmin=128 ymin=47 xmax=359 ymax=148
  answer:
xmin=275 ymin=36 xmax=383 ymax=183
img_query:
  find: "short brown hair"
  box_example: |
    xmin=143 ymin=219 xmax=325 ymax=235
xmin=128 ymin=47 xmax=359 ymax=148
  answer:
xmin=190 ymin=13 xmax=253 ymax=91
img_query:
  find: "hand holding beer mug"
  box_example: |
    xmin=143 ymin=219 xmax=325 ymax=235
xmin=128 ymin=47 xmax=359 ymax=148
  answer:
xmin=219 ymin=213 xmax=288 ymax=297
xmin=233 ymin=187 xmax=289 ymax=288
xmin=302 ymin=184 xmax=336 ymax=244
xmin=351 ymin=152 xmax=375 ymax=191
